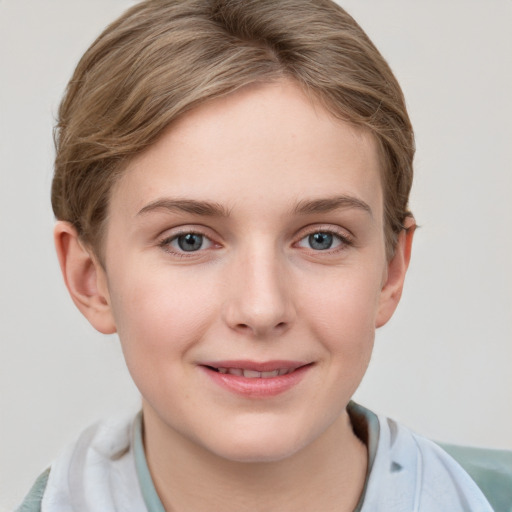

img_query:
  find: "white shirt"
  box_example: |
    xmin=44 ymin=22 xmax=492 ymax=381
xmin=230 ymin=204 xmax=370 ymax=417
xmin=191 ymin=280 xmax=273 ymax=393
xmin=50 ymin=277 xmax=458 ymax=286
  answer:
xmin=20 ymin=404 xmax=495 ymax=512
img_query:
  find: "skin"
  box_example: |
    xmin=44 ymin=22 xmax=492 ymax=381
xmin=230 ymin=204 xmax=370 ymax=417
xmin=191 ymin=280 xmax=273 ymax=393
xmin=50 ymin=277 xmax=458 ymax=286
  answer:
xmin=55 ymin=80 xmax=414 ymax=511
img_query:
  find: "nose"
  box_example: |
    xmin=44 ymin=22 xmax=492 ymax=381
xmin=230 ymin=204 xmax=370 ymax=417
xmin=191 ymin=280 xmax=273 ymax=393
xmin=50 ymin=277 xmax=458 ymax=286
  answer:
xmin=222 ymin=244 xmax=296 ymax=338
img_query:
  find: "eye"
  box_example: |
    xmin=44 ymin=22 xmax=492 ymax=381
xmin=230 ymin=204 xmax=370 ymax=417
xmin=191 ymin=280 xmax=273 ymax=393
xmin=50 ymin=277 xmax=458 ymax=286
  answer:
xmin=160 ymin=232 xmax=214 ymax=253
xmin=308 ymin=232 xmax=335 ymax=250
xmin=297 ymin=230 xmax=348 ymax=251
xmin=175 ymin=233 xmax=206 ymax=252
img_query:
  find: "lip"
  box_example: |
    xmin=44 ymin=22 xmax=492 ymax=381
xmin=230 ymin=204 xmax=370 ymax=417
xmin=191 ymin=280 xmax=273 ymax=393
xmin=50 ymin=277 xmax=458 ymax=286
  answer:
xmin=199 ymin=360 xmax=313 ymax=398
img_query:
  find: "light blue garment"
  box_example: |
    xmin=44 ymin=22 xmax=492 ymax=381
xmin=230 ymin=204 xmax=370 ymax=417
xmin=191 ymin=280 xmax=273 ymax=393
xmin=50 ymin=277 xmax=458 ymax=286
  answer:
xmin=17 ymin=403 xmax=510 ymax=511
xmin=357 ymin=415 xmax=493 ymax=510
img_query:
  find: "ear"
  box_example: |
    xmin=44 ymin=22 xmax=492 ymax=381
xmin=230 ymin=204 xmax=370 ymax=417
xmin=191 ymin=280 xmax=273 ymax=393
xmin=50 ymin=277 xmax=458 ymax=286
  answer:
xmin=54 ymin=221 xmax=116 ymax=334
xmin=376 ymin=217 xmax=415 ymax=328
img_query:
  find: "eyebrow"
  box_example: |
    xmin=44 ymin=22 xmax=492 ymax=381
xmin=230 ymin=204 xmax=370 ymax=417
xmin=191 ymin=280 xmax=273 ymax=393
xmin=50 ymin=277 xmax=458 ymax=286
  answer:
xmin=137 ymin=198 xmax=230 ymax=217
xmin=136 ymin=195 xmax=372 ymax=219
xmin=293 ymin=195 xmax=373 ymax=217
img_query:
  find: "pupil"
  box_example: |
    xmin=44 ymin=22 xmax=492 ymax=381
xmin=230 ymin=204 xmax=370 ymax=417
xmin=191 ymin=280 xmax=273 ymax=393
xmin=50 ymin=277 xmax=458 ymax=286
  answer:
xmin=309 ymin=232 xmax=333 ymax=250
xmin=178 ymin=233 xmax=203 ymax=251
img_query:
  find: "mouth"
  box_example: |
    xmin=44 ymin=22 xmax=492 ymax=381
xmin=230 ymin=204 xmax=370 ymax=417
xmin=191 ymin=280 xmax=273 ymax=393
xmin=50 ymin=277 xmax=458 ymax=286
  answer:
xmin=199 ymin=361 xmax=313 ymax=397
xmin=206 ymin=366 xmax=298 ymax=378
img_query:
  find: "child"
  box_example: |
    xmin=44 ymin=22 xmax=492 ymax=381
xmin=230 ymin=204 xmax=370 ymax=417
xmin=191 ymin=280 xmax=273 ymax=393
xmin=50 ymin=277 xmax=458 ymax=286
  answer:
xmin=17 ymin=0 xmax=511 ymax=510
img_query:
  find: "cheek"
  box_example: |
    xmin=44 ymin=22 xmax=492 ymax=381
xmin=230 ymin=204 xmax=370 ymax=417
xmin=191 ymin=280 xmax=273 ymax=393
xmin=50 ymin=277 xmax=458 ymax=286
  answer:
xmin=299 ymin=265 xmax=382 ymax=367
xmin=108 ymin=268 xmax=216 ymax=366
xmin=302 ymin=265 xmax=383 ymax=329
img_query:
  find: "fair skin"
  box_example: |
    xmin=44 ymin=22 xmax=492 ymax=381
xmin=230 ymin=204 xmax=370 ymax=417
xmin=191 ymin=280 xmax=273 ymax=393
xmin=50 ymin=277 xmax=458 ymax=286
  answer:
xmin=55 ymin=80 xmax=414 ymax=512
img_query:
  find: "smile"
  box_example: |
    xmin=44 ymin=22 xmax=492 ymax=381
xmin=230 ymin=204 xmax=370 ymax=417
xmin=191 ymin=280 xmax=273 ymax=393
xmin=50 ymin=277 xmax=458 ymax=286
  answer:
xmin=211 ymin=367 xmax=296 ymax=378
xmin=200 ymin=361 xmax=312 ymax=398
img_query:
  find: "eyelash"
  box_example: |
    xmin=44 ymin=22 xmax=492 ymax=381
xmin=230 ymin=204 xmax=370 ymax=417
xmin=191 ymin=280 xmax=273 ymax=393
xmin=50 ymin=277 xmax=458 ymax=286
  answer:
xmin=158 ymin=230 xmax=215 ymax=257
xmin=157 ymin=226 xmax=353 ymax=257
xmin=295 ymin=227 xmax=353 ymax=253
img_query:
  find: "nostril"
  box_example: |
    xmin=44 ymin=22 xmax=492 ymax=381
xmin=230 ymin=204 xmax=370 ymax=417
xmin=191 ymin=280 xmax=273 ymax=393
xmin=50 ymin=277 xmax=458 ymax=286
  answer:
xmin=233 ymin=321 xmax=288 ymax=336
xmin=274 ymin=322 xmax=289 ymax=333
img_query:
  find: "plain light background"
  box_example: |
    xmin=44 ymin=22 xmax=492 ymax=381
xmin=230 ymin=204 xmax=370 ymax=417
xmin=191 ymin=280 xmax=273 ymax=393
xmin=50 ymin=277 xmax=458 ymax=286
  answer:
xmin=1 ymin=1 xmax=511 ymax=510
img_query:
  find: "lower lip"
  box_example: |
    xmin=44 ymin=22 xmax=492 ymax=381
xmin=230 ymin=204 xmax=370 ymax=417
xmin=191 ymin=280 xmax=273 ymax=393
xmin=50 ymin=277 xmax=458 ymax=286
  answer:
xmin=200 ymin=365 xmax=312 ymax=398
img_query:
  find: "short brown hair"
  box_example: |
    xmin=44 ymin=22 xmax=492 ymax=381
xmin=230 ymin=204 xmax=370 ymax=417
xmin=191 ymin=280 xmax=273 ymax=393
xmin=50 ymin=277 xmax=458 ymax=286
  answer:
xmin=52 ymin=0 xmax=414 ymax=258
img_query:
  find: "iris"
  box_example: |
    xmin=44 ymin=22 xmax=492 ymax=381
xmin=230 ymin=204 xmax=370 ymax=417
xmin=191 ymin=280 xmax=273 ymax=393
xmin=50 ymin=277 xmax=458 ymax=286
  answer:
xmin=309 ymin=232 xmax=333 ymax=250
xmin=177 ymin=233 xmax=204 ymax=251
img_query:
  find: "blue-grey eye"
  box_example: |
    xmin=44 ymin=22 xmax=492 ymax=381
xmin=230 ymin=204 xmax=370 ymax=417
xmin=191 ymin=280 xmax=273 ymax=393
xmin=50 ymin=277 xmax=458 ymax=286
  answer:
xmin=308 ymin=232 xmax=334 ymax=250
xmin=177 ymin=233 xmax=204 ymax=251
xmin=297 ymin=231 xmax=345 ymax=251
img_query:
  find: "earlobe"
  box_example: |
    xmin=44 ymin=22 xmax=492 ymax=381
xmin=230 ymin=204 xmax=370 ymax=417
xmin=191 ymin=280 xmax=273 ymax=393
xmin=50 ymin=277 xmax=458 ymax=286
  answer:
xmin=54 ymin=221 xmax=116 ymax=334
xmin=375 ymin=217 xmax=415 ymax=328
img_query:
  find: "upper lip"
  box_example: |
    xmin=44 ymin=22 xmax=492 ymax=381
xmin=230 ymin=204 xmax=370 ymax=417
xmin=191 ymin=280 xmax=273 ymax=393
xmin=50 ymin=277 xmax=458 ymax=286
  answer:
xmin=200 ymin=360 xmax=310 ymax=372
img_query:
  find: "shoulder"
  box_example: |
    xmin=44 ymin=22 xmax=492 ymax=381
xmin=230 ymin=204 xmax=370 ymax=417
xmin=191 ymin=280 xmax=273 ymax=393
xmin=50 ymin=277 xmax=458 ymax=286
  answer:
xmin=15 ymin=468 xmax=50 ymax=512
xmin=437 ymin=442 xmax=512 ymax=512
xmin=362 ymin=413 xmax=496 ymax=511
xmin=16 ymin=412 xmax=146 ymax=512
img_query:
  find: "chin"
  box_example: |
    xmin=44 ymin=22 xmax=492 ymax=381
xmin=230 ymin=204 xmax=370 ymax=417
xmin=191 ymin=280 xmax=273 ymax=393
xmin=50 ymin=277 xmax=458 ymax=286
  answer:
xmin=199 ymin=417 xmax=317 ymax=464
xmin=212 ymin=437 xmax=303 ymax=464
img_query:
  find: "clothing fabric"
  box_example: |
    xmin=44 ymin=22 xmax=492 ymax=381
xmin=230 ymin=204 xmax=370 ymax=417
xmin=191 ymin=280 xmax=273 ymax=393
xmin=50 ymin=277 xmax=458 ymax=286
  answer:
xmin=17 ymin=403 xmax=510 ymax=511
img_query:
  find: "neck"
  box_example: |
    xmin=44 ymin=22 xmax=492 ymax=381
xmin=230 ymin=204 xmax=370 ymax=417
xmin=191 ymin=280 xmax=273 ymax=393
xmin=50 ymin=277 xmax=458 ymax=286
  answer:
xmin=142 ymin=404 xmax=368 ymax=512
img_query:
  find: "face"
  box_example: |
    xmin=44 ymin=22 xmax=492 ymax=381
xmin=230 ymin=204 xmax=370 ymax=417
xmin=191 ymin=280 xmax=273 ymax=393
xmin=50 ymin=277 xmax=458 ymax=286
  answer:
xmin=94 ymin=80 xmax=405 ymax=462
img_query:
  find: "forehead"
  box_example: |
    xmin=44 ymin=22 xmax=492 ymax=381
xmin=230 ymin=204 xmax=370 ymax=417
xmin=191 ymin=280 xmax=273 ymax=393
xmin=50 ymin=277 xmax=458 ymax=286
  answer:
xmin=109 ymin=80 xmax=383 ymax=223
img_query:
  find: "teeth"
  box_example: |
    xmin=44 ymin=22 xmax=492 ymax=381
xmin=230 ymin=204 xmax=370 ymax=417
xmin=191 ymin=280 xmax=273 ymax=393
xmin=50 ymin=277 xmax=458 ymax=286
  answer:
xmin=215 ymin=367 xmax=294 ymax=378
xmin=261 ymin=370 xmax=279 ymax=378
xmin=243 ymin=369 xmax=261 ymax=378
